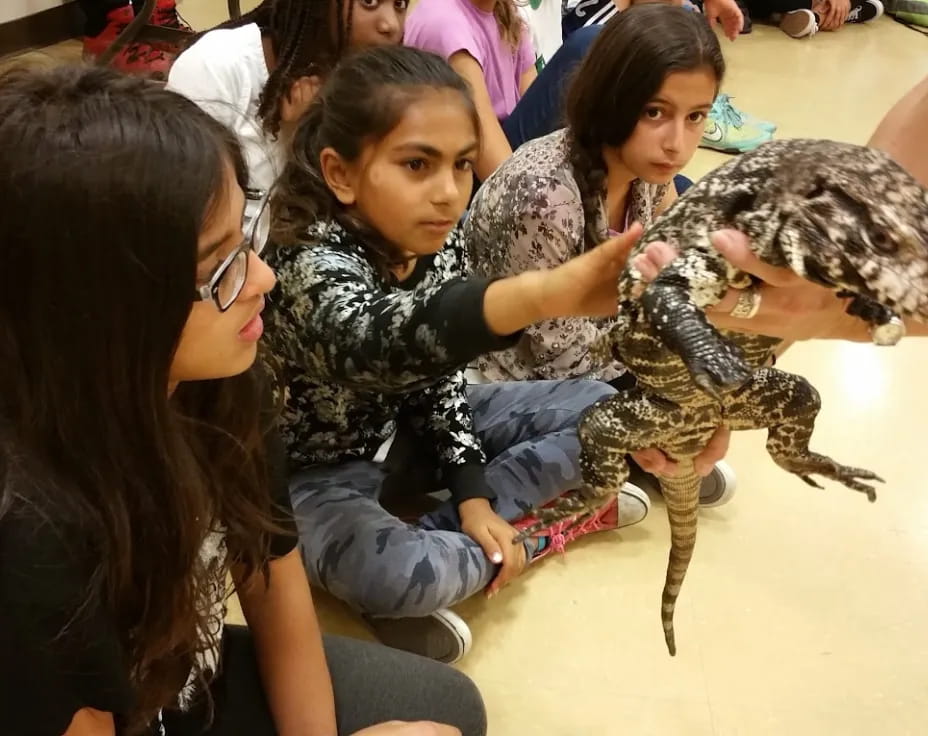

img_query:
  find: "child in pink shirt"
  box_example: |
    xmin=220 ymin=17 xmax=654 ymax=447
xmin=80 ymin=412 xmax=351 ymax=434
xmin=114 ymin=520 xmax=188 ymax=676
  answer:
xmin=406 ymin=0 xmax=602 ymax=181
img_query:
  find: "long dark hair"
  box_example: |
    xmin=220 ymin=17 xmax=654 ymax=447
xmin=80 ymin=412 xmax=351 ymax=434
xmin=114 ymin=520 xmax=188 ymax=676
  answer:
xmin=0 ymin=65 xmax=281 ymax=732
xmin=272 ymin=45 xmax=479 ymax=277
xmin=566 ymin=5 xmax=725 ymax=248
xmin=203 ymin=0 xmax=353 ymax=137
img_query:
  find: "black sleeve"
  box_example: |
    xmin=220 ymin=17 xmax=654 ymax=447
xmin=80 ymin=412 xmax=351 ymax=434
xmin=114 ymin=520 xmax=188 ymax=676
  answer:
xmin=401 ymin=369 xmax=495 ymax=505
xmin=268 ymin=228 xmax=519 ymax=393
xmin=0 ymin=505 xmax=134 ymax=735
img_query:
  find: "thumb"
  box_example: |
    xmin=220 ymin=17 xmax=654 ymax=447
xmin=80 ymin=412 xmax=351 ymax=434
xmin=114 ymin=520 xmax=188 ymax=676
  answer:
xmin=710 ymin=229 xmax=797 ymax=286
xmin=594 ymin=221 xmax=643 ymax=267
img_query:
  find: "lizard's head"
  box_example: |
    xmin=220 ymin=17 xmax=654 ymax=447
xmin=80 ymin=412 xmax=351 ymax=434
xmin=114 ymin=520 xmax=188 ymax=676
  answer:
xmin=767 ymin=141 xmax=928 ymax=319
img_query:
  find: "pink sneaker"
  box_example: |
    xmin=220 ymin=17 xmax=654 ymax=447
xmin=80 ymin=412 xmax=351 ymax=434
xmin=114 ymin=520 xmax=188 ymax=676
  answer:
xmin=514 ymin=485 xmax=650 ymax=562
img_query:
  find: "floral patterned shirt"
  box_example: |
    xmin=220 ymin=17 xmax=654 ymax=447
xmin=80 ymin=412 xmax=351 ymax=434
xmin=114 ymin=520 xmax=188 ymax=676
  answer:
xmin=464 ymin=128 xmax=668 ymax=382
xmin=263 ymin=221 xmax=517 ymax=505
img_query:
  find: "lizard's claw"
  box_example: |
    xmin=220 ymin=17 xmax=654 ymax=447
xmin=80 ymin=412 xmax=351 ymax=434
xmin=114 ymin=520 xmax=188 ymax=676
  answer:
xmin=686 ymin=345 xmax=753 ymax=398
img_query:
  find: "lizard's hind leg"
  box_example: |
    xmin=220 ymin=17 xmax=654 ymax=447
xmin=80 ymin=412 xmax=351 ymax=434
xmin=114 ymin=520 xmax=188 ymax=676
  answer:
xmin=512 ymin=389 xmax=683 ymax=542
xmin=725 ymin=368 xmax=882 ymax=500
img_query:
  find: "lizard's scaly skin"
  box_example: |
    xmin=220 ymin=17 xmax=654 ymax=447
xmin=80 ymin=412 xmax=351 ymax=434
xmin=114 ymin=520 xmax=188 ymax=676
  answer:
xmin=515 ymin=139 xmax=928 ymax=655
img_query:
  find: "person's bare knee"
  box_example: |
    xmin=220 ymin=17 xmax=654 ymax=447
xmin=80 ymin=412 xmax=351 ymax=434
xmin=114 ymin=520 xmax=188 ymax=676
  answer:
xmin=869 ymin=75 xmax=928 ymax=187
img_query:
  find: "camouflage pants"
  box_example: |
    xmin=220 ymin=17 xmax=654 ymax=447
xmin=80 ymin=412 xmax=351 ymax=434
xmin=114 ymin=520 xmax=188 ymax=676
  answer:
xmin=290 ymin=379 xmax=615 ymax=618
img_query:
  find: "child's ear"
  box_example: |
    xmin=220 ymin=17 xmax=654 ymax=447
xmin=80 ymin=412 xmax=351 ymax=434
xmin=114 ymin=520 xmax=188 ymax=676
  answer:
xmin=320 ymin=147 xmax=356 ymax=206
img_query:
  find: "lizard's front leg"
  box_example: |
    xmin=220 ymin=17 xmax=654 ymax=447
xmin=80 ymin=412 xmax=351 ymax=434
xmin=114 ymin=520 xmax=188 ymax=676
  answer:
xmin=723 ymin=367 xmax=882 ymax=500
xmin=639 ymin=248 xmax=753 ymax=398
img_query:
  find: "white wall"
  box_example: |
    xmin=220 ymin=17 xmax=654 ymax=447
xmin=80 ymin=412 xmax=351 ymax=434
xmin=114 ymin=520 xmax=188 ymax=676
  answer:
xmin=0 ymin=1 xmax=73 ymax=25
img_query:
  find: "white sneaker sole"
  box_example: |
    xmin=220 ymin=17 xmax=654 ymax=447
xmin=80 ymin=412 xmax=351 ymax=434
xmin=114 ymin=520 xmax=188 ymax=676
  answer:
xmin=432 ymin=608 xmax=472 ymax=664
xmin=700 ymin=460 xmax=738 ymax=508
xmin=618 ymin=482 xmax=651 ymax=526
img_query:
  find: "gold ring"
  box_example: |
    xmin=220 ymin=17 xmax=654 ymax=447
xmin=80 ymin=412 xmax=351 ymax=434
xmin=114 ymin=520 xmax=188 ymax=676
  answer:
xmin=729 ymin=286 xmax=761 ymax=319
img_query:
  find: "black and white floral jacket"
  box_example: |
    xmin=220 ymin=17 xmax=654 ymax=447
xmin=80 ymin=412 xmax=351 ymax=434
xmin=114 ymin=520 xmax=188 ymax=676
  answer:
xmin=264 ymin=220 xmax=516 ymax=504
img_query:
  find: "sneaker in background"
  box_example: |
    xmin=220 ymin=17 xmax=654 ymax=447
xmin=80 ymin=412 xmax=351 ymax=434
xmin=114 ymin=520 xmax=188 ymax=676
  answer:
xmin=152 ymin=0 xmax=193 ymax=30
xmin=365 ymin=608 xmax=472 ymax=664
xmin=778 ymin=8 xmax=820 ymax=37
xmin=713 ymin=93 xmax=777 ymax=133
xmin=700 ymin=95 xmax=775 ymax=154
xmin=628 ymin=459 xmax=738 ymax=508
xmin=82 ymin=5 xmax=172 ymax=78
xmin=846 ymin=0 xmax=884 ymax=22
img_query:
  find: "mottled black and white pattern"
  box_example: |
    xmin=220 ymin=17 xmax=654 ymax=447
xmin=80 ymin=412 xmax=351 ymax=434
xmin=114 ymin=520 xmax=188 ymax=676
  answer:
xmin=517 ymin=138 xmax=928 ymax=655
xmin=264 ymin=221 xmax=502 ymax=503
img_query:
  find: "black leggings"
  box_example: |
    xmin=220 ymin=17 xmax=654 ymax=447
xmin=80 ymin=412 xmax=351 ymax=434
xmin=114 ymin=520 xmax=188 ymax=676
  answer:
xmin=744 ymin=0 xmax=812 ymax=15
xmin=161 ymin=627 xmax=487 ymax=736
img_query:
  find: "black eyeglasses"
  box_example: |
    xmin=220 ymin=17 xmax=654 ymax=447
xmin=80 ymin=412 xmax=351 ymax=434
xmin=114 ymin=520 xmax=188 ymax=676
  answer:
xmin=194 ymin=189 xmax=271 ymax=312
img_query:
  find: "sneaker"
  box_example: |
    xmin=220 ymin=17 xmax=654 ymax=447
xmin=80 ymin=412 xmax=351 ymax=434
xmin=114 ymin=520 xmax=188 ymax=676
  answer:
xmin=779 ymin=8 xmax=820 ymax=37
xmin=364 ymin=608 xmax=472 ymax=664
xmin=627 ymin=460 xmax=738 ymax=508
xmin=713 ymin=93 xmax=777 ymax=134
xmin=514 ymin=484 xmax=651 ymax=562
xmin=700 ymin=98 xmax=774 ymax=155
xmin=693 ymin=460 xmax=738 ymax=507
xmin=846 ymin=0 xmax=883 ymax=22
xmin=152 ymin=0 xmax=193 ymax=31
xmin=82 ymin=5 xmax=172 ymax=78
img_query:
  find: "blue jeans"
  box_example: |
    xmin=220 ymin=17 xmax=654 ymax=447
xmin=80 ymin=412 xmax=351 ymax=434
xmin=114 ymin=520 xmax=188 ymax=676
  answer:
xmin=500 ymin=25 xmax=602 ymax=152
xmin=290 ymin=379 xmax=615 ymax=618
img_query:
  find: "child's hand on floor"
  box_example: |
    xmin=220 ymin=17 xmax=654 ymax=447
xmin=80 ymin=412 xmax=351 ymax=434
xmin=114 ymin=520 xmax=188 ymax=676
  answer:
xmin=458 ymin=498 xmax=526 ymax=598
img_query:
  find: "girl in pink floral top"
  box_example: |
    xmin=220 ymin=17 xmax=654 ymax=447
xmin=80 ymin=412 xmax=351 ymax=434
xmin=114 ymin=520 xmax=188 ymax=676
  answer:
xmin=465 ymin=5 xmax=724 ymax=385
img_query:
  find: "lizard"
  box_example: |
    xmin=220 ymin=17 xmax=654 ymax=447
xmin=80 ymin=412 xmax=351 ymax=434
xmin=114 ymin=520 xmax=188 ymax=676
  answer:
xmin=513 ymin=138 xmax=928 ymax=656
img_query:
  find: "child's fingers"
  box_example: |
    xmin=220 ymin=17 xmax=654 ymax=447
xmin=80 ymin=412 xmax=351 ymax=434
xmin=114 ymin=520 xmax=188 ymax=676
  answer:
xmin=694 ymin=426 xmax=731 ymax=477
xmin=710 ymin=230 xmax=798 ymax=287
xmin=472 ymin=527 xmax=503 ymax=566
xmin=596 ymin=222 xmax=644 ymax=268
xmin=486 ymin=526 xmax=525 ymax=598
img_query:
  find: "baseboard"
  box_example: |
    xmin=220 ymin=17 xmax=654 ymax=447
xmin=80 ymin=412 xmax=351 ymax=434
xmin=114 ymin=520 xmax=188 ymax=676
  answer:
xmin=0 ymin=3 xmax=82 ymax=60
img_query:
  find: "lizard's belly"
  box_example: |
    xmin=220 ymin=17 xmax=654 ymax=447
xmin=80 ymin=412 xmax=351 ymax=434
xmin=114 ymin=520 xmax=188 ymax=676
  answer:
xmin=616 ymin=329 xmax=782 ymax=406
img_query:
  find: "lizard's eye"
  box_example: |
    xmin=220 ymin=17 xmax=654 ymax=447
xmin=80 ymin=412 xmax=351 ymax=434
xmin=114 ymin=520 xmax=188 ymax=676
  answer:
xmin=869 ymin=230 xmax=895 ymax=254
xmin=806 ymin=183 xmax=827 ymax=200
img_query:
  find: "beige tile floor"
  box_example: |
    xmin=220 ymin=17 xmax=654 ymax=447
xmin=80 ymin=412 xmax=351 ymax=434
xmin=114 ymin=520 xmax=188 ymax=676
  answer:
xmin=13 ymin=4 xmax=928 ymax=734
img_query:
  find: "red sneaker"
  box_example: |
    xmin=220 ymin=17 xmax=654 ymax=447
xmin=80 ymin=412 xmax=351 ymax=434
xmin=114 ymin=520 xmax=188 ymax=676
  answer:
xmin=152 ymin=0 xmax=193 ymax=32
xmin=82 ymin=5 xmax=173 ymax=79
xmin=514 ymin=484 xmax=650 ymax=563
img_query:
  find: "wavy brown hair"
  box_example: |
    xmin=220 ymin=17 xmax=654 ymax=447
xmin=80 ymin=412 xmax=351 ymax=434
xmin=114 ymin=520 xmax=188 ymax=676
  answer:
xmin=0 ymin=65 xmax=285 ymax=732
xmin=272 ymin=45 xmax=479 ymax=278
xmin=565 ymin=5 xmax=724 ymax=248
xmin=493 ymin=0 xmax=527 ymax=48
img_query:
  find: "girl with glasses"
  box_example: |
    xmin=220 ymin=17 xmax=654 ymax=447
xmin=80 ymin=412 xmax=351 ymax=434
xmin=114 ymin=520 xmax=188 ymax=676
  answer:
xmin=0 ymin=64 xmax=484 ymax=736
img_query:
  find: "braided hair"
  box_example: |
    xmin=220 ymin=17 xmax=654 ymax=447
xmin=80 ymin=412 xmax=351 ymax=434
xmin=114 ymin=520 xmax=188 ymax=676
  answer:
xmin=209 ymin=0 xmax=352 ymax=137
xmin=564 ymin=5 xmax=724 ymax=250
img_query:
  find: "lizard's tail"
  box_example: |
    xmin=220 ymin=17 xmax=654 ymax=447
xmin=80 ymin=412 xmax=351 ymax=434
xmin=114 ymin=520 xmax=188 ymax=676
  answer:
xmin=658 ymin=463 xmax=702 ymax=656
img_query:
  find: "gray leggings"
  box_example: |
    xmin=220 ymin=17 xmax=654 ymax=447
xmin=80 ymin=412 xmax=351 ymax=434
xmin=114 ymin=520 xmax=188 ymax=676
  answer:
xmin=161 ymin=626 xmax=485 ymax=735
xmin=291 ymin=379 xmax=616 ymax=618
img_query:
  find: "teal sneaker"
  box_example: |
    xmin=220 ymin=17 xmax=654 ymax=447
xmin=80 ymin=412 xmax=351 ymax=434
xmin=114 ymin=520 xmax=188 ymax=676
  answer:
xmin=700 ymin=94 xmax=775 ymax=154
xmin=713 ymin=93 xmax=777 ymax=133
